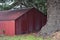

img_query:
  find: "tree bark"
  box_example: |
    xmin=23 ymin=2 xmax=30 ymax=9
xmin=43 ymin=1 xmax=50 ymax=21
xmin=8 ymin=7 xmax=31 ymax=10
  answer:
xmin=39 ymin=0 xmax=60 ymax=36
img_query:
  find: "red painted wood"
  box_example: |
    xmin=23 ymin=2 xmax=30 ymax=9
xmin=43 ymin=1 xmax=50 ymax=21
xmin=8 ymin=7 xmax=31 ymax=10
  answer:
xmin=15 ymin=8 xmax=47 ymax=35
xmin=0 ymin=8 xmax=47 ymax=36
xmin=21 ymin=15 xmax=28 ymax=34
xmin=15 ymin=18 xmax=22 ymax=35
xmin=0 ymin=21 xmax=15 ymax=36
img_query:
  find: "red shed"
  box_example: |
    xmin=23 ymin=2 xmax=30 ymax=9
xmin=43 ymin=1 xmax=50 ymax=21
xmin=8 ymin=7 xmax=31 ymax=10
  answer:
xmin=0 ymin=8 xmax=47 ymax=36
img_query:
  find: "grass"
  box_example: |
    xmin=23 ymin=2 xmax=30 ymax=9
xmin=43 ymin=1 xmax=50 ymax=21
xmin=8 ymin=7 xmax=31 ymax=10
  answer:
xmin=0 ymin=35 xmax=51 ymax=40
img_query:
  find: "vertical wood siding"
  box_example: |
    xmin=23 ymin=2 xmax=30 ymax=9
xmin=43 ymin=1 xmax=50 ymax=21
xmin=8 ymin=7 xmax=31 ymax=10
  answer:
xmin=15 ymin=9 xmax=47 ymax=35
xmin=0 ymin=21 xmax=15 ymax=36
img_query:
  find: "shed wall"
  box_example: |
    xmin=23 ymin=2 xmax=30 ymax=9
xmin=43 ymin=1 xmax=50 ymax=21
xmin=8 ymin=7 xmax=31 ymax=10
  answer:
xmin=0 ymin=21 xmax=15 ymax=36
xmin=15 ymin=9 xmax=47 ymax=35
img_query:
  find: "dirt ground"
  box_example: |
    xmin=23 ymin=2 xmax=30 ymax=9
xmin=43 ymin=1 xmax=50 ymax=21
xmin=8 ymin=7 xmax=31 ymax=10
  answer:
xmin=33 ymin=31 xmax=60 ymax=40
xmin=49 ymin=31 xmax=60 ymax=40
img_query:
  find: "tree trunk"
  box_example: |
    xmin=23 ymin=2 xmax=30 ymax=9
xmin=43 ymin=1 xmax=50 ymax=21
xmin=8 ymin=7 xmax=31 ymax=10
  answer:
xmin=39 ymin=0 xmax=60 ymax=36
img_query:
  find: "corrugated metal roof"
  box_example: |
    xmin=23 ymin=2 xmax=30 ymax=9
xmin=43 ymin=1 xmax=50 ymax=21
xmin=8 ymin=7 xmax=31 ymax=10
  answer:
xmin=0 ymin=8 xmax=30 ymax=21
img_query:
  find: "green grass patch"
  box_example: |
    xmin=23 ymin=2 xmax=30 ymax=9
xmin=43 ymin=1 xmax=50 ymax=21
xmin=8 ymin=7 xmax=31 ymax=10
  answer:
xmin=0 ymin=35 xmax=51 ymax=40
